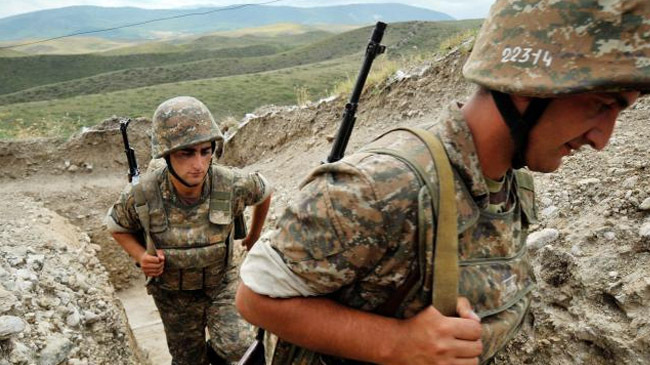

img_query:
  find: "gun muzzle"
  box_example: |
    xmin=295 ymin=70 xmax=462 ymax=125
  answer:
xmin=371 ymin=22 xmax=387 ymax=44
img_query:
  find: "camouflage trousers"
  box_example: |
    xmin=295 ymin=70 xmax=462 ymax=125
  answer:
xmin=149 ymin=267 xmax=255 ymax=365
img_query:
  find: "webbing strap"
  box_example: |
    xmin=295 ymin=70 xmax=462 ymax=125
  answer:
xmin=491 ymin=90 xmax=551 ymax=169
xmin=392 ymin=127 xmax=459 ymax=316
xmin=209 ymin=165 xmax=235 ymax=225
xmin=133 ymin=182 xmax=157 ymax=256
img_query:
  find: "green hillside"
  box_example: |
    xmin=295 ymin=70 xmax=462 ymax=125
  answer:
xmin=0 ymin=43 xmax=294 ymax=96
xmin=0 ymin=25 xmax=334 ymax=57
xmin=0 ymin=56 xmax=360 ymax=139
xmin=0 ymin=20 xmax=483 ymax=140
xmin=0 ymin=35 xmax=363 ymax=106
xmin=0 ymin=21 xmax=481 ymax=105
xmin=103 ymin=27 xmax=333 ymax=55
xmin=0 ymin=49 xmax=25 ymax=57
xmin=0 ymin=37 xmax=139 ymax=55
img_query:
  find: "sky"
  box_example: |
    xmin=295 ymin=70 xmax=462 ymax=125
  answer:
xmin=0 ymin=0 xmax=493 ymax=20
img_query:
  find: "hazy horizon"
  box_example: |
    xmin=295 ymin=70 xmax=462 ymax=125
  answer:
xmin=0 ymin=1 xmax=492 ymax=21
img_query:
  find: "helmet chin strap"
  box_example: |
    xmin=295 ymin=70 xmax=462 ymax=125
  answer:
xmin=490 ymin=90 xmax=552 ymax=169
xmin=164 ymin=141 xmax=217 ymax=188
xmin=164 ymin=156 xmax=201 ymax=188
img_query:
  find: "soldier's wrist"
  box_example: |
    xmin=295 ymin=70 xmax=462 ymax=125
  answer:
xmin=374 ymin=318 xmax=405 ymax=364
xmin=136 ymin=251 xmax=146 ymax=267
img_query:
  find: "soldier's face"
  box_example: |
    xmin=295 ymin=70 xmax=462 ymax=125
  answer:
xmin=524 ymin=91 xmax=640 ymax=172
xmin=169 ymin=141 xmax=213 ymax=185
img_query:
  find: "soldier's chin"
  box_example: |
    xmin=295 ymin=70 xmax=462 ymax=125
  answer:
xmin=526 ymin=157 xmax=562 ymax=173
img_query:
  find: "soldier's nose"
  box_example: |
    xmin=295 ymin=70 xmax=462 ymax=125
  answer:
xmin=585 ymin=117 xmax=616 ymax=151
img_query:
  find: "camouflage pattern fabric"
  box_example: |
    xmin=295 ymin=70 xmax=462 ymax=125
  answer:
xmin=463 ymin=0 xmax=650 ymax=96
xmin=484 ymin=174 xmax=514 ymax=214
xmin=151 ymin=96 xmax=224 ymax=159
xmin=108 ymin=164 xmax=269 ymax=290
xmin=149 ymin=265 xmax=255 ymax=364
xmin=108 ymin=164 xmax=268 ymax=241
xmin=139 ymin=164 xmax=230 ymax=290
xmin=107 ymin=163 xmax=269 ymax=362
xmin=254 ymin=102 xmax=536 ymax=364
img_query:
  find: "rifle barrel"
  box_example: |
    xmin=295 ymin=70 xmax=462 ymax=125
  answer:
xmin=119 ymin=118 xmax=139 ymax=182
xmin=326 ymin=21 xmax=387 ymax=163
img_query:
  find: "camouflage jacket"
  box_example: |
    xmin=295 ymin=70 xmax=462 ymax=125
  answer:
xmin=241 ymin=102 xmax=537 ymax=364
xmin=107 ymin=163 xmax=270 ymax=290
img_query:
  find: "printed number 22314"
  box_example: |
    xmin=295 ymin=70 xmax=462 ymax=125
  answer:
xmin=501 ymin=47 xmax=552 ymax=67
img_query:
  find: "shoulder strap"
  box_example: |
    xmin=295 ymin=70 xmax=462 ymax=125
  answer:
xmin=132 ymin=177 xmax=157 ymax=256
xmin=209 ymin=165 xmax=235 ymax=225
xmin=364 ymin=127 xmax=459 ymax=317
xmin=406 ymin=127 xmax=458 ymax=316
xmin=513 ymin=168 xmax=538 ymax=225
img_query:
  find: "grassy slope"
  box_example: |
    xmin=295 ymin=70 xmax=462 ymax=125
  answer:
xmin=0 ymin=21 xmax=481 ymax=105
xmin=0 ymin=34 xmax=357 ymax=106
xmin=382 ymin=19 xmax=482 ymax=57
xmin=103 ymin=27 xmax=334 ymax=55
xmin=0 ymin=25 xmax=330 ymax=56
xmin=0 ymin=32 xmax=331 ymax=95
xmin=0 ymin=56 xmax=359 ymax=139
xmin=0 ymin=49 xmax=25 ymax=57
xmin=0 ymin=20 xmax=483 ymax=140
xmin=0 ymin=44 xmax=290 ymax=95
xmin=0 ymin=37 xmax=140 ymax=55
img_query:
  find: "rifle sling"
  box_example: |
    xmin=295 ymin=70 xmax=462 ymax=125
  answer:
xmin=133 ymin=181 xmax=157 ymax=256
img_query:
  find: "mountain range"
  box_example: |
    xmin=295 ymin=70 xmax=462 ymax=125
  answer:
xmin=0 ymin=3 xmax=454 ymax=41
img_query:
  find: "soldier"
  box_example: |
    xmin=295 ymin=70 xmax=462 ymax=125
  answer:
xmin=235 ymin=0 xmax=649 ymax=364
xmin=106 ymin=96 xmax=272 ymax=365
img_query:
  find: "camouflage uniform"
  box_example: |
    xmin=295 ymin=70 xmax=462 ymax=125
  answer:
xmin=107 ymin=163 xmax=270 ymax=364
xmin=241 ymin=0 xmax=650 ymax=363
xmin=107 ymin=96 xmax=271 ymax=364
xmin=241 ymin=102 xmax=537 ymax=364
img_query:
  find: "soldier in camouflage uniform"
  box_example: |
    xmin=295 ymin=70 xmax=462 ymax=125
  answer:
xmin=235 ymin=1 xmax=649 ymax=364
xmin=106 ymin=96 xmax=272 ymax=365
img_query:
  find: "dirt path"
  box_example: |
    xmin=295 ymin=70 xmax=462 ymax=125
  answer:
xmin=117 ymin=276 xmax=171 ymax=364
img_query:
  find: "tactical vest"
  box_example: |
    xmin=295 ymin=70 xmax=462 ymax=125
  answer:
xmin=269 ymin=127 xmax=537 ymax=364
xmin=136 ymin=165 xmax=238 ymax=291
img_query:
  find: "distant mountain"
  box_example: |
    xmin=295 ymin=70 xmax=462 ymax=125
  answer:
xmin=0 ymin=4 xmax=454 ymax=42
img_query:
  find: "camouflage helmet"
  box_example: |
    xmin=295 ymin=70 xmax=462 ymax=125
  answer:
xmin=463 ymin=0 xmax=650 ymax=97
xmin=151 ymin=96 xmax=224 ymax=159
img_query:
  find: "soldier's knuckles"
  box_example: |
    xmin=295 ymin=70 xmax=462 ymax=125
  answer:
xmin=474 ymin=322 xmax=483 ymax=337
xmin=428 ymin=342 xmax=452 ymax=359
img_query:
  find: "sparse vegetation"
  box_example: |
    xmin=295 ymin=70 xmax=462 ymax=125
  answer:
xmin=0 ymin=57 xmax=359 ymax=139
xmin=331 ymin=22 xmax=482 ymax=98
xmin=438 ymin=28 xmax=479 ymax=53
xmin=0 ymin=20 xmax=483 ymax=140
xmin=0 ymin=44 xmax=292 ymax=97
xmin=331 ymin=57 xmax=402 ymax=97
xmin=219 ymin=115 xmax=240 ymax=135
xmin=294 ymin=86 xmax=312 ymax=106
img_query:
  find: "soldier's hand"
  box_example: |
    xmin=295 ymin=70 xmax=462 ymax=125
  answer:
xmin=389 ymin=297 xmax=482 ymax=364
xmin=139 ymin=250 xmax=165 ymax=277
xmin=456 ymin=296 xmax=481 ymax=324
